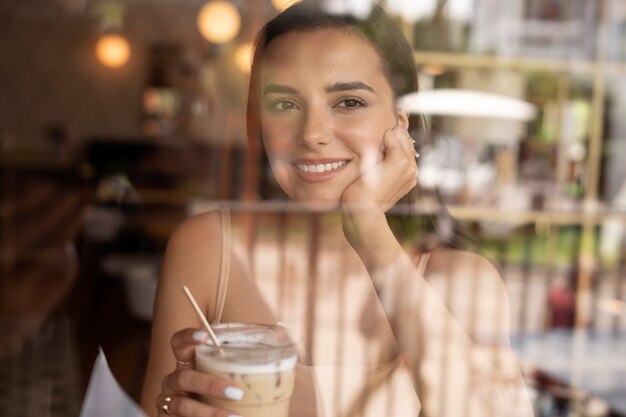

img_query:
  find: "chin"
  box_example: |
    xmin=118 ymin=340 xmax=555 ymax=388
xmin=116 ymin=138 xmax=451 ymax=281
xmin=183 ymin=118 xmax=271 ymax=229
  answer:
xmin=301 ymin=200 xmax=341 ymax=212
xmin=290 ymin=193 xmax=342 ymax=212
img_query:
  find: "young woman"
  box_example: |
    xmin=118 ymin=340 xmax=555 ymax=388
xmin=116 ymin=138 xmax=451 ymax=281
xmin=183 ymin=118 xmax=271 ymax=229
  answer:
xmin=141 ymin=2 xmax=534 ymax=417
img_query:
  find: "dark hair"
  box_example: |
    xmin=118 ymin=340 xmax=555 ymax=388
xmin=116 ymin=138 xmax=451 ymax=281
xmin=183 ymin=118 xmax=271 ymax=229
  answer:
xmin=259 ymin=3 xmax=418 ymax=97
xmin=249 ymin=2 xmax=417 ymax=104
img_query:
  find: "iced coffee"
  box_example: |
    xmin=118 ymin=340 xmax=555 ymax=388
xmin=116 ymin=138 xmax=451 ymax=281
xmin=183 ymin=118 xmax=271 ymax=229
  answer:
xmin=195 ymin=323 xmax=298 ymax=417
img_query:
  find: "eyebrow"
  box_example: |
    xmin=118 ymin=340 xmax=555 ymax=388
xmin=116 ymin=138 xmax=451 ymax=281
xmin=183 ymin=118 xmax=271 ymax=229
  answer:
xmin=325 ymin=81 xmax=375 ymax=94
xmin=263 ymin=84 xmax=299 ymax=96
xmin=262 ymin=81 xmax=375 ymax=96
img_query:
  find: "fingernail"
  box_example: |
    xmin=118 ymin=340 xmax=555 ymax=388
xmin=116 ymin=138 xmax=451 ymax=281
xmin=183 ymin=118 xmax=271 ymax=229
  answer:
xmin=192 ymin=330 xmax=208 ymax=341
xmin=224 ymin=386 xmax=244 ymax=401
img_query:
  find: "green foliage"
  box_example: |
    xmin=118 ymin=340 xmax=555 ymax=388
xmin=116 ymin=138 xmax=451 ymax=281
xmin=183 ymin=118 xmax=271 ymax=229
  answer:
xmin=478 ymin=226 xmax=586 ymax=268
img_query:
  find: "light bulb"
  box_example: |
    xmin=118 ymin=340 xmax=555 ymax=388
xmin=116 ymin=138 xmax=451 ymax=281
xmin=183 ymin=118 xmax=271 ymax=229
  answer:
xmin=234 ymin=42 xmax=253 ymax=74
xmin=96 ymin=34 xmax=130 ymax=68
xmin=197 ymin=1 xmax=241 ymax=44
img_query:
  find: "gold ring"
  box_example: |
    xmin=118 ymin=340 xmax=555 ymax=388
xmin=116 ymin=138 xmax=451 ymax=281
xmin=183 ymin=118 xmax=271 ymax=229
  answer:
xmin=176 ymin=359 xmax=193 ymax=366
xmin=161 ymin=395 xmax=172 ymax=415
xmin=408 ymin=136 xmax=419 ymax=159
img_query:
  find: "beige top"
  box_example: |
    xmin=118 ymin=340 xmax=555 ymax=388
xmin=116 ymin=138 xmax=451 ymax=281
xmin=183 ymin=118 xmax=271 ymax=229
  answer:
xmin=211 ymin=210 xmax=428 ymax=417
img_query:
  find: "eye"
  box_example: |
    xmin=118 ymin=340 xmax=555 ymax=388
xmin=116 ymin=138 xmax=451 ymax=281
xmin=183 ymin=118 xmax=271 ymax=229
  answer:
xmin=335 ymin=97 xmax=367 ymax=109
xmin=269 ymin=99 xmax=299 ymax=111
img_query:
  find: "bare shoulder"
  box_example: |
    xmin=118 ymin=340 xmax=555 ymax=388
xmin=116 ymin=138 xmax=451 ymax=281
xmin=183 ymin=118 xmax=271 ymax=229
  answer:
xmin=425 ymin=247 xmax=513 ymax=337
xmin=157 ymin=210 xmax=226 ymax=317
xmin=427 ymin=246 xmax=502 ymax=280
xmin=425 ymin=247 xmax=508 ymax=302
xmin=167 ymin=210 xmax=224 ymax=251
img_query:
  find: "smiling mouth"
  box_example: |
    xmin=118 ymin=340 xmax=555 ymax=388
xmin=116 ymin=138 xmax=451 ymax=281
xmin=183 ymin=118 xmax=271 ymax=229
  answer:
xmin=295 ymin=160 xmax=348 ymax=173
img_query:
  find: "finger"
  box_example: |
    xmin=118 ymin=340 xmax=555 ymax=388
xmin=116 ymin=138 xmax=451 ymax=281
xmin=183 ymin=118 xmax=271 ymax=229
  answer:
xmin=170 ymin=328 xmax=210 ymax=363
xmin=381 ymin=128 xmax=416 ymax=177
xmin=393 ymin=127 xmax=419 ymax=172
xmin=395 ymin=126 xmax=416 ymax=159
xmin=382 ymin=126 xmax=412 ymax=160
xmin=158 ymin=393 xmax=239 ymax=417
xmin=163 ymin=368 xmax=244 ymax=402
xmin=387 ymin=127 xmax=419 ymax=188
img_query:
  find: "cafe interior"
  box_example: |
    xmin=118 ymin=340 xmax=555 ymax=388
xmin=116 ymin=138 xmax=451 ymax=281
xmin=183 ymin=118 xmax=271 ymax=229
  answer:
xmin=2 ymin=0 xmax=626 ymax=416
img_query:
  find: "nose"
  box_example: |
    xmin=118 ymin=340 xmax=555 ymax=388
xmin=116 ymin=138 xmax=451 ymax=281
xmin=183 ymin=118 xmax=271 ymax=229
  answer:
xmin=299 ymin=105 xmax=330 ymax=148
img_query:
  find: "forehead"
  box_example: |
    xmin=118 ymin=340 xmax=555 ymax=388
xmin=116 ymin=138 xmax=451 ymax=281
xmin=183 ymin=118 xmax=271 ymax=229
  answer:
xmin=260 ymin=28 xmax=389 ymax=89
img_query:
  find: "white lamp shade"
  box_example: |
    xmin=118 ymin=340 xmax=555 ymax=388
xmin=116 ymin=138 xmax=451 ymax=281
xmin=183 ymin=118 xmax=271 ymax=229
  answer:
xmin=398 ymin=89 xmax=536 ymax=121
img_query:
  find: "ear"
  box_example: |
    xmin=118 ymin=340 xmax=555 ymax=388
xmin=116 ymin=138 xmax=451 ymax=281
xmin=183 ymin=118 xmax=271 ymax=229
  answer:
xmin=397 ymin=111 xmax=409 ymax=130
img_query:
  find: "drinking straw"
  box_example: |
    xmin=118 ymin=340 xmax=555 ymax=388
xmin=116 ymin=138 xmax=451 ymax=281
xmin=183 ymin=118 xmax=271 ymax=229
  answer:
xmin=182 ymin=285 xmax=223 ymax=351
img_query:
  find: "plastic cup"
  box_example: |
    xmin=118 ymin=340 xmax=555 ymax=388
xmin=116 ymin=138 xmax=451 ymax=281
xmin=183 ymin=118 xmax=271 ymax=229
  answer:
xmin=195 ymin=323 xmax=298 ymax=417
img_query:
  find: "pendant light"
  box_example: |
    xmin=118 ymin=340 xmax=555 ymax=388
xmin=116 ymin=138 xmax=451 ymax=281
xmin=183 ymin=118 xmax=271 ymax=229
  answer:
xmin=96 ymin=33 xmax=130 ymax=68
xmin=197 ymin=0 xmax=241 ymax=44
xmin=94 ymin=1 xmax=130 ymax=68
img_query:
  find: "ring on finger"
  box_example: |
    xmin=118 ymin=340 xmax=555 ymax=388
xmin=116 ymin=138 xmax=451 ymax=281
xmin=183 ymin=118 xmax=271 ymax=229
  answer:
xmin=177 ymin=359 xmax=193 ymax=366
xmin=407 ymin=135 xmax=419 ymax=159
xmin=161 ymin=395 xmax=173 ymax=415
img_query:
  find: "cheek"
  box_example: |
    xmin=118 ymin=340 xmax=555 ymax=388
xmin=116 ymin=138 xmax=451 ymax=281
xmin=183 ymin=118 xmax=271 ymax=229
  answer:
xmin=262 ymin=122 xmax=294 ymax=160
xmin=335 ymin=119 xmax=386 ymax=160
xmin=261 ymin=123 xmax=295 ymax=191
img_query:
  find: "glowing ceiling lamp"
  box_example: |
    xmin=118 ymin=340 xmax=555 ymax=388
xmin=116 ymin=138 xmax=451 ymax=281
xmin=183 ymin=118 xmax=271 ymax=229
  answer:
xmin=96 ymin=33 xmax=130 ymax=68
xmin=234 ymin=42 xmax=253 ymax=74
xmin=93 ymin=1 xmax=130 ymax=68
xmin=197 ymin=0 xmax=241 ymax=44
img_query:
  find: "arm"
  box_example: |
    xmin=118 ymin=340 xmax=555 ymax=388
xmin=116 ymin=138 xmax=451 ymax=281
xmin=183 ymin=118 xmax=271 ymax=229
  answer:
xmin=140 ymin=212 xmax=244 ymax=417
xmin=341 ymin=125 xmax=534 ymax=417
xmin=369 ymin=250 xmax=533 ymax=417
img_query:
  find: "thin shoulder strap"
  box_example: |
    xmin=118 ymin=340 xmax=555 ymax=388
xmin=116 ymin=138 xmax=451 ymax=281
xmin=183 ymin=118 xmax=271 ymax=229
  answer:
xmin=213 ymin=209 xmax=231 ymax=324
xmin=416 ymin=252 xmax=431 ymax=276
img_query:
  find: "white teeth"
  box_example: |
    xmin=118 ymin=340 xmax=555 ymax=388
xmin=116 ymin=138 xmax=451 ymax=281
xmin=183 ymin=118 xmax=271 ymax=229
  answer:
xmin=296 ymin=160 xmax=346 ymax=173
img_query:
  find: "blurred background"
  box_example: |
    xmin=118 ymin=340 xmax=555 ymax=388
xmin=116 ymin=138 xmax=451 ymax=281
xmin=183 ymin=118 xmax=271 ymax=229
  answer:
xmin=1 ymin=0 xmax=626 ymax=416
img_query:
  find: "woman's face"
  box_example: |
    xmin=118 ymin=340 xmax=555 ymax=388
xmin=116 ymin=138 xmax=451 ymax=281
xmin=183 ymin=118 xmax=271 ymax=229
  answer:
xmin=260 ymin=28 xmax=407 ymax=208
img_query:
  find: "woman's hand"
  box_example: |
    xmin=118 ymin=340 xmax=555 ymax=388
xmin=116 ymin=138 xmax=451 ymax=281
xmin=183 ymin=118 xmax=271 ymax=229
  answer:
xmin=341 ymin=124 xmax=418 ymax=213
xmin=156 ymin=328 xmax=244 ymax=417
xmin=340 ymin=124 xmax=417 ymax=270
